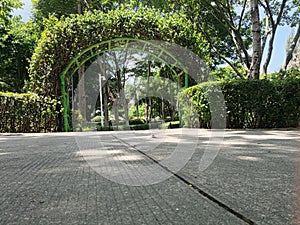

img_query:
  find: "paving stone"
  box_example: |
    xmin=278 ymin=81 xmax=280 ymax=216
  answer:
xmin=0 ymin=129 xmax=299 ymax=225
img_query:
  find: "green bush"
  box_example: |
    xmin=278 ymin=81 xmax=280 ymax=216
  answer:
xmin=129 ymin=124 xmax=149 ymax=130
xmin=0 ymin=92 xmax=61 ymax=132
xmin=129 ymin=118 xmax=146 ymax=125
xmin=179 ymin=77 xmax=300 ymax=128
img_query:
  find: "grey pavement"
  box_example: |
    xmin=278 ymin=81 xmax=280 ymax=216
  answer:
xmin=0 ymin=129 xmax=299 ymax=225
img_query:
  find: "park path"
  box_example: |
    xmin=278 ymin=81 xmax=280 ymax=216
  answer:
xmin=0 ymin=129 xmax=299 ymax=225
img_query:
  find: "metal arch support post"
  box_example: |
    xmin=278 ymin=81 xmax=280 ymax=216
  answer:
xmin=60 ymin=74 xmax=70 ymax=132
xmin=185 ymin=73 xmax=189 ymax=89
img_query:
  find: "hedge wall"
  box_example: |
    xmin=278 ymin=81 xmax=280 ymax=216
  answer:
xmin=180 ymin=78 xmax=300 ymax=129
xmin=0 ymin=92 xmax=61 ymax=133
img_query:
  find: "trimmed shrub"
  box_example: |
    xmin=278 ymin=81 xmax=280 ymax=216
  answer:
xmin=179 ymin=78 xmax=300 ymax=128
xmin=129 ymin=118 xmax=146 ymax=125
xmin=130 ymin=124 xmax=149 ymax=130
xmin=0 ymin=92 xmax=61 ymax=133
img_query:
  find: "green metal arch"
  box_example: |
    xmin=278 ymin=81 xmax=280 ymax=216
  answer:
xmin=60 ymin=37 xmax=189 ymax=131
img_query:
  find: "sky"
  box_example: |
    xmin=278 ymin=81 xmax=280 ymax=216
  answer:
xmin=13 ymin=0 xmax=32 ymax=21
xmin=13 ymin=0 xmax=293 ymax=73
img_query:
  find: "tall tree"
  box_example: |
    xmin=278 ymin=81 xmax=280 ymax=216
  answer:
xmin=199 ymin=0 xmax=299 ymax=78
xmin=249 ymin=0 xmax=262 ymax=79
xmin=134 ymin=0 xmax=299 ymax=78
xmin=0 ymin=0 xmax=39 ymax=92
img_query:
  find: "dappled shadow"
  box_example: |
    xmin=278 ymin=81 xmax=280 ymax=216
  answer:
xmin=0 ymin=129 xmax=299 ymax=224
xmin=177 ymin=129 xmax=300 ymax=225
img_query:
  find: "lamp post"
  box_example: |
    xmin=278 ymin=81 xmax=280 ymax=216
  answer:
xmin=98 ymin=73 xmax=105 ymax=127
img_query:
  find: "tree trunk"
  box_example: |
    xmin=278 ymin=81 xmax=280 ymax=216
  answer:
xmin=248 ymin=0 xmax=262 ymax=79
xmin=262 ymin=0 xmax=287 ymax=76
xmin=77 ymin=0 xmax=82 ymax=14
xmin=281 ymin=25 xmax=300 ymax=71
xmin=115 ymin=69 xmax=122 ymax=126
xmin=146 ymin=60 xmax=151 ymax=123
xmin=161 ymin=71 xmax=165 ymax=120
xmin=123 ymin=90 xmax=129 ymax=126
xmin=149 ymin=98 xmax=152 ymax=120
xmin=114 ymin=99 xmax=119 ymax=127
xmin=121 ymin=69 xmax=129 ymax=126
xmin=134 ymin=81 xmax=139 ymax=118
xmin=231 ymin=29 xmax=251 ymax=70
xmin=135 ymin=93 xmax=139 ymax=118
xmin=78 ymin=65 xmax=86 ymax=122
xmin=103 ymin=64 xmax=109 ymax=127
xmin=261 ymin=31 xmax=275 ymax=76
xmin=104 ymin=82 xmax=109 ymax=127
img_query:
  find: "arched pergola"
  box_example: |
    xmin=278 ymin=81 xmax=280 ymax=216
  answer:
xmin=61 ymin=38 xmax=190 ymax=131
xmin=28 ymin=8 xmax=209 ymax=131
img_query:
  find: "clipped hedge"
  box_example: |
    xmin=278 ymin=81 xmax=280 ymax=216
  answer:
xmin=180 ymin=78 xmax=300 ymax=128
xmin=0 ymin=92 xmax=61 ymax=133
xmin=129 ymin=118 xmax=146 ymax=125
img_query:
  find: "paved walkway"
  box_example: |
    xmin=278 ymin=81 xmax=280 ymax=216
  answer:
xmin=0 ymin=129 xmax=299 ymax=225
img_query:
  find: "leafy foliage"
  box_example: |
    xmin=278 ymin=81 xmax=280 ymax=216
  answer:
xmin=1 ymin=1 xmax=298 ymax=133
xmin=0 ymin=19 xmax=40 ymax=92
xmin=180 ymin=74 xmax=300 ymax=128
xmin=0 ymin=92 xmax=61 ymax=132
xmin=211 ymin=64 xmax=246 ymax=81
xmin=0 ymin=0 xmax=40 ymax=92
xmin=31 ymin=0 xmax=127 ymax=20
xmin=148 ymin=0 xmax=300 ymax=78
xmin=32 ymin=0 xmax=78 ymax=19
xmin=0 ymin=0 xmax=22 ymax=29
xmin=28 ymin=7 xmax=209 ymax=98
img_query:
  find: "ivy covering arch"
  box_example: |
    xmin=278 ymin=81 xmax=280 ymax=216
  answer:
xmin=28 ymin=6 xmax=210 ymax=131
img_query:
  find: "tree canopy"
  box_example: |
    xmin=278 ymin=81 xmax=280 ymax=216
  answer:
xmin=0 ymin=0 xmax=298 ymax=93
xmin=0 ymin=0 xmax=40 ymax=92
xmin=149 ymin=0 xmax=300 ymax=79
